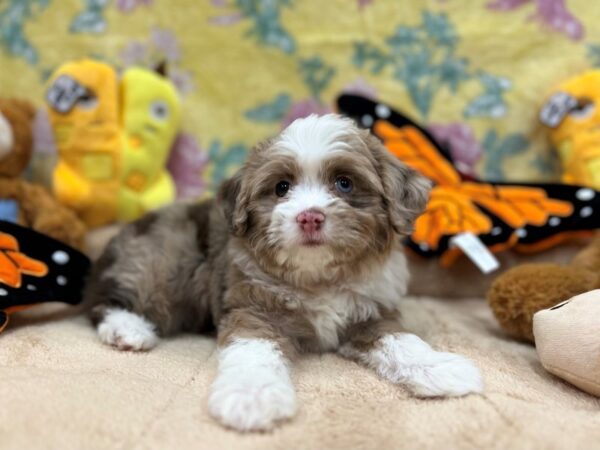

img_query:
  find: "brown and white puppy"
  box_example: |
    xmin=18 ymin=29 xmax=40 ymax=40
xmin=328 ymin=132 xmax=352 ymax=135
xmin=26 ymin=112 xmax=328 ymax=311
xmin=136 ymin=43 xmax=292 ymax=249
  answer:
xmin=84 ymin=114 xmax=483 ymax=432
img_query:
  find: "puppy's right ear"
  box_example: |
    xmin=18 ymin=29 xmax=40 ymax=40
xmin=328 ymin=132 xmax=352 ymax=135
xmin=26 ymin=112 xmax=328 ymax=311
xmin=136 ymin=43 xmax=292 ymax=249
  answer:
xmin=218 ymin=168 xmax=249 ymax=236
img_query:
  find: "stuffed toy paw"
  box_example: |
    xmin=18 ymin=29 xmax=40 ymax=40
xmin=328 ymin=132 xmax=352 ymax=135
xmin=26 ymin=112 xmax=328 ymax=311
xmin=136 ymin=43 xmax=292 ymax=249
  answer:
xmin=487 ymin=234 xmax=600 ymax=342
xmin=534 ymin=290 xmax=600 ymax=397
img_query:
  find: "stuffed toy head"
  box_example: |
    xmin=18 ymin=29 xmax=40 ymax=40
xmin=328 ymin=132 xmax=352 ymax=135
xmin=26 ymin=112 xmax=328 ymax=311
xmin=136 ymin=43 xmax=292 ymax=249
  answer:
xmin=488 ymin=234 xmax=600 ymax=342
xmin=534 ymin=289 xmax=600 ymax=397
xmin=0 ymin=98 xmax=36 ymax=177
xmin=540 ymin=70 xmax=600 ymax=189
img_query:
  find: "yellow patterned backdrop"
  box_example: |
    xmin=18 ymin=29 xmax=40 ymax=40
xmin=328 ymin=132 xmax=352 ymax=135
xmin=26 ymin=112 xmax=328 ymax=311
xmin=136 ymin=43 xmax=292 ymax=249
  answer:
xmin=2 ymin=0 xmax=600 ymax=197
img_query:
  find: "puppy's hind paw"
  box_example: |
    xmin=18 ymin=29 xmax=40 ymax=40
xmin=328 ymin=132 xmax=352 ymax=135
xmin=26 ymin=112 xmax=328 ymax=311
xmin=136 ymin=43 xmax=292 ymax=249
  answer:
xmin=97 ymin=308 xmax=158 ymax=351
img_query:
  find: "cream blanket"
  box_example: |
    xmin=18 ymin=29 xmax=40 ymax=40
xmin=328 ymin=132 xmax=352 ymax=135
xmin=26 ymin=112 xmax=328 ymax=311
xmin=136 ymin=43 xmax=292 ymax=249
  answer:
xmin=2 ymin=295 xmax=599 ymax=450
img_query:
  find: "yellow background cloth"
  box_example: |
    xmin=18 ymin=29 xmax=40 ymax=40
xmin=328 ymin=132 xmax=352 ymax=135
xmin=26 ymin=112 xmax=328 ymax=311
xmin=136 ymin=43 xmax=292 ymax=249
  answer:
xmin=3 ymin=0 xmax=600 ymax=196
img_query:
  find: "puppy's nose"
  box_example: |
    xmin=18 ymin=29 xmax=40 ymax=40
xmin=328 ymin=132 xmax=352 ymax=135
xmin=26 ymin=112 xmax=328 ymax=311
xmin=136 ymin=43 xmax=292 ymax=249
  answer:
xmin=296 ymin=209 xmax=325 ymax=233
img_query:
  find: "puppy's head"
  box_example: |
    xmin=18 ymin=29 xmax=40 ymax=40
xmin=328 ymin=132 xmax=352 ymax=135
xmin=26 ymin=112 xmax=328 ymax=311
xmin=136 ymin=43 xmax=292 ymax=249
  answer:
xmin=219 ymin=114 xmax=430 ymax=281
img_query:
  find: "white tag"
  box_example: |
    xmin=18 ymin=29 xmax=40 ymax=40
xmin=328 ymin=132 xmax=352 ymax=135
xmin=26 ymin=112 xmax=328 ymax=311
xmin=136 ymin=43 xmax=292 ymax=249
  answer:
xmin=449 ymin=232 xmax=500 ymax=274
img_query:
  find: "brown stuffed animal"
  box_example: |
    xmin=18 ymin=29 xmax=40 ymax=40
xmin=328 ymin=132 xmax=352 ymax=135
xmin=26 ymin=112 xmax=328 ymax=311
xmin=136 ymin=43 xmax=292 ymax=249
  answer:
xmin=487 ymin=234 xmax=600 ymax=342
xmin=0 ymin=98 xmax=86 ymax=250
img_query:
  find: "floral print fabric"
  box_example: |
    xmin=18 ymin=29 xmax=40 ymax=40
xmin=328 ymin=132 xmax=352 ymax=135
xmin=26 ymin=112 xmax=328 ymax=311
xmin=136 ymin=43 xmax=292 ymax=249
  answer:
xmin=2 ymin=0 xmax=600 ymax=196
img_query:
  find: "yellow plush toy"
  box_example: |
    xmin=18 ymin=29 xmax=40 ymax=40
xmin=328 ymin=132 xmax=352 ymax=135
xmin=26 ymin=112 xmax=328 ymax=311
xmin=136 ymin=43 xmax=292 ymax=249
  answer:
xmin=540 ymin=70 xmax=600 ymax=190
xmin=118 ymin=67 xmax=180 ymax=222
xmin=45 ymin=59 xmax=181 ymax=226
xmin=46 ymin=60 xmax=121 ymax=227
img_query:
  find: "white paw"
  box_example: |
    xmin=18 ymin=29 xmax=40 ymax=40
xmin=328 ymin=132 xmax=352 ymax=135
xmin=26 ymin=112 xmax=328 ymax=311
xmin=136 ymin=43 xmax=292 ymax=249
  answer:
xmin=374 ymin=334 xmax=483 ymax=398
xmin=208 ymin=338 xmax=297 ymax=431
xmin=97 ymin=308 xmax=158 ymax=351
xmin=405 ymin=350 xmax=483 ymax=398
xmin=208 ymin=374 xmax=297 ymax=431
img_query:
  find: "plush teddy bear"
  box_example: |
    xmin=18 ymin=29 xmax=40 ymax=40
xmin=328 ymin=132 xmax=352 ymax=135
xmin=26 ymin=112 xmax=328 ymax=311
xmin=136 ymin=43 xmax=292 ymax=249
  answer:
xmin=487 ymin=234 xmax=600 ymax=342
xmin=534 ymin=289 xmax=600 ymax=397
xmin=0 ymin=98 xmax=86 ymax=250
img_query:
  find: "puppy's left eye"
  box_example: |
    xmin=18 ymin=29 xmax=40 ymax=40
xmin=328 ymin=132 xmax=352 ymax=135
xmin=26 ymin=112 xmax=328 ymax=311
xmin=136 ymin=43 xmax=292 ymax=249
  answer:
xmin=335 ymin=176 xmax=353 ymax=194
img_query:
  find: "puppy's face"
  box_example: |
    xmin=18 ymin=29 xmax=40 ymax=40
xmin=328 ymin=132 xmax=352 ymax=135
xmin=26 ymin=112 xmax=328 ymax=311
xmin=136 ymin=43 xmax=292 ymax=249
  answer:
xmin=220 ymin=114 xmax=430 ymax=282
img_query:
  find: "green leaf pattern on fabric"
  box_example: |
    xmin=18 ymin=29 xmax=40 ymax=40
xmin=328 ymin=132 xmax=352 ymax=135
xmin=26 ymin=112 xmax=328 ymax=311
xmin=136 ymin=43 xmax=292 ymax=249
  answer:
xmin=236 ymin=0 xmax=296 ymax=54
xmin=0 ymin=0 xmax=49 ymax=64
xmin=353 ymin=11 xmax=510 ymax=119
xmin=482 ymin=129 xmax=529 ymax=180
xmin=245 ymin=93 xmax=292 ymax=121
xmin=70 ymin=0 xmax=108 ymax=34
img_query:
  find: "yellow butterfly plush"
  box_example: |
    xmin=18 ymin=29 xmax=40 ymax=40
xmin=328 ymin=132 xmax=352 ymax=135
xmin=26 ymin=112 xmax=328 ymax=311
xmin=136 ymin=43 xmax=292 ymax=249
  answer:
xmin=46 ymin=59 xmax=181 ymax=226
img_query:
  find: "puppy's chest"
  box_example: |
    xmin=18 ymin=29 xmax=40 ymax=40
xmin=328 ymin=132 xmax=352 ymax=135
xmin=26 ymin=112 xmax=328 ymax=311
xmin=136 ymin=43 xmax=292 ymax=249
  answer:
xmin=284 ymin=250 xmax=408 ymax=351
xmin=297 ymin=284 xmax=402 ymax=351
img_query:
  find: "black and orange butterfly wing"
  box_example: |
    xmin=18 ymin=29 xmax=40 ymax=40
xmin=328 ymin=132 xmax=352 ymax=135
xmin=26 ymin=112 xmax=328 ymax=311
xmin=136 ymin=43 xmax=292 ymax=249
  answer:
xmin=0 ymin=221 xmax=91 ymax=327
xmin=492 ymin=182 xmax=599 ymax=252
xmin=336 ymin=94 xmax=599 ymax=258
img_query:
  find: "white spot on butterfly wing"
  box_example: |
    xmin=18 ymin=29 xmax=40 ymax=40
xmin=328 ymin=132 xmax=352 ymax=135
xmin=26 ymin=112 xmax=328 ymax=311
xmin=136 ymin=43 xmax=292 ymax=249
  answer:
xmin=56 ymin=276 xmax=67 ymax=286
xmin=580 ymin=206 xmax=593 ymax=218
xmin=576 ymin=188 xmax=595 ymax=201
xmin=491 ymin=226 xmax=502 ymax=236
xmin=52 ymin=251 xmax=70 ymax=265
xmin=419 ymin=243 xmax=430 ymax=251
xmin=548 ymin=217 xmax=561 ymax=227
xmin=516 ymin=228 xmax=527 ymax=238
xmin=375 ymin=104 xmax=391 ymax=118
xmin=361 ymin=115 xmax=374 ymax=127
xmin=26 ymin=285 xmax=37 ymax=291
xmin=0 ymin=288 xmax=7 ymax=296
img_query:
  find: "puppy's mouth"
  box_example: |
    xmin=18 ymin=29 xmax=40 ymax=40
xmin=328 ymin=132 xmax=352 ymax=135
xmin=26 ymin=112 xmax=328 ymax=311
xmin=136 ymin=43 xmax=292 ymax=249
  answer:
xmin=299 ymin=233 xmax=326 ymax=247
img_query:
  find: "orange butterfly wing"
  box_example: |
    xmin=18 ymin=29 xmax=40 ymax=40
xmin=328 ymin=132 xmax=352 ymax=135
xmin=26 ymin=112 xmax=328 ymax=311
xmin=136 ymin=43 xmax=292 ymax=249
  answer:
xmin=0 ymin=232 xmax=48 ymax=288
xmin=374 ymin=121 xmax=461 ymax=186
xmin=375 ymin=122 xmax=574 ymax=250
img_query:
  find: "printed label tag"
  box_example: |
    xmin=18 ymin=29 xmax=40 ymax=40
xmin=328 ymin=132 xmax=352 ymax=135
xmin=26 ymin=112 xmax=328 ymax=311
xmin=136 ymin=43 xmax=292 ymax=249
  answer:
xmin=449 ymin=232 xmax=500 ymax=274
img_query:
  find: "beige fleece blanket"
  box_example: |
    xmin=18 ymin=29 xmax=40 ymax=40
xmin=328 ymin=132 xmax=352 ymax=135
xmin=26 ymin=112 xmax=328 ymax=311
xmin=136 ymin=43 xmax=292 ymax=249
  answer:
xmin=2 ymin=295 xmax=599 ymax=450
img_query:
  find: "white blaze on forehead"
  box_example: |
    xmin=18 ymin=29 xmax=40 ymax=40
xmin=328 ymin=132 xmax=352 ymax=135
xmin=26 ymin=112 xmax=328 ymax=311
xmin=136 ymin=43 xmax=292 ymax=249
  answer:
xmin=277 ymin=114 xmax=357 ymax=179
xmin=0 ymin=111 xmax=14 ymax=159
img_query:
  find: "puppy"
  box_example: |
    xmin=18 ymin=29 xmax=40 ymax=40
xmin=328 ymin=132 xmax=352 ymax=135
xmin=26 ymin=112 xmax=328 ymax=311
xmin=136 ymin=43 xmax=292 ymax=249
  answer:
xmin=84 ymin=114 xmax=483 ymax=432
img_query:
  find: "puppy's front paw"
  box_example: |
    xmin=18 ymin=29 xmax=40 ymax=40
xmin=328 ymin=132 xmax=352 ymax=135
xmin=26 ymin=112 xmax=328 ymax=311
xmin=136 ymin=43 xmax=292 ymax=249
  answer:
xmin=375 ymin=333 xmax=483 ymax=398
xmin=97 ymin=308 xmax=158 ymax=351
xmin=407 ymin=351 xmax=483 ymax=398
xmin=208 ymin=376 xmax=297 ymax=431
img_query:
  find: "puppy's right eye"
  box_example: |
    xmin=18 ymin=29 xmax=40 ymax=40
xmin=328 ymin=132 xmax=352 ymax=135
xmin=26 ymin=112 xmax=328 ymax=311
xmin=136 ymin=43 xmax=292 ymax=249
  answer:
xmin=275 ymin=180 xmax=290 ymax=197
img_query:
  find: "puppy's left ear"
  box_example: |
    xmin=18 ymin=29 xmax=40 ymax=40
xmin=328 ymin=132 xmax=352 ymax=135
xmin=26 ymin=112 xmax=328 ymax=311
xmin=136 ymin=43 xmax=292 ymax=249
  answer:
xmin=217 ymin=167 xmax=249 ymax=236
xmin=365 ymin=133 xmax=431 ymax=235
